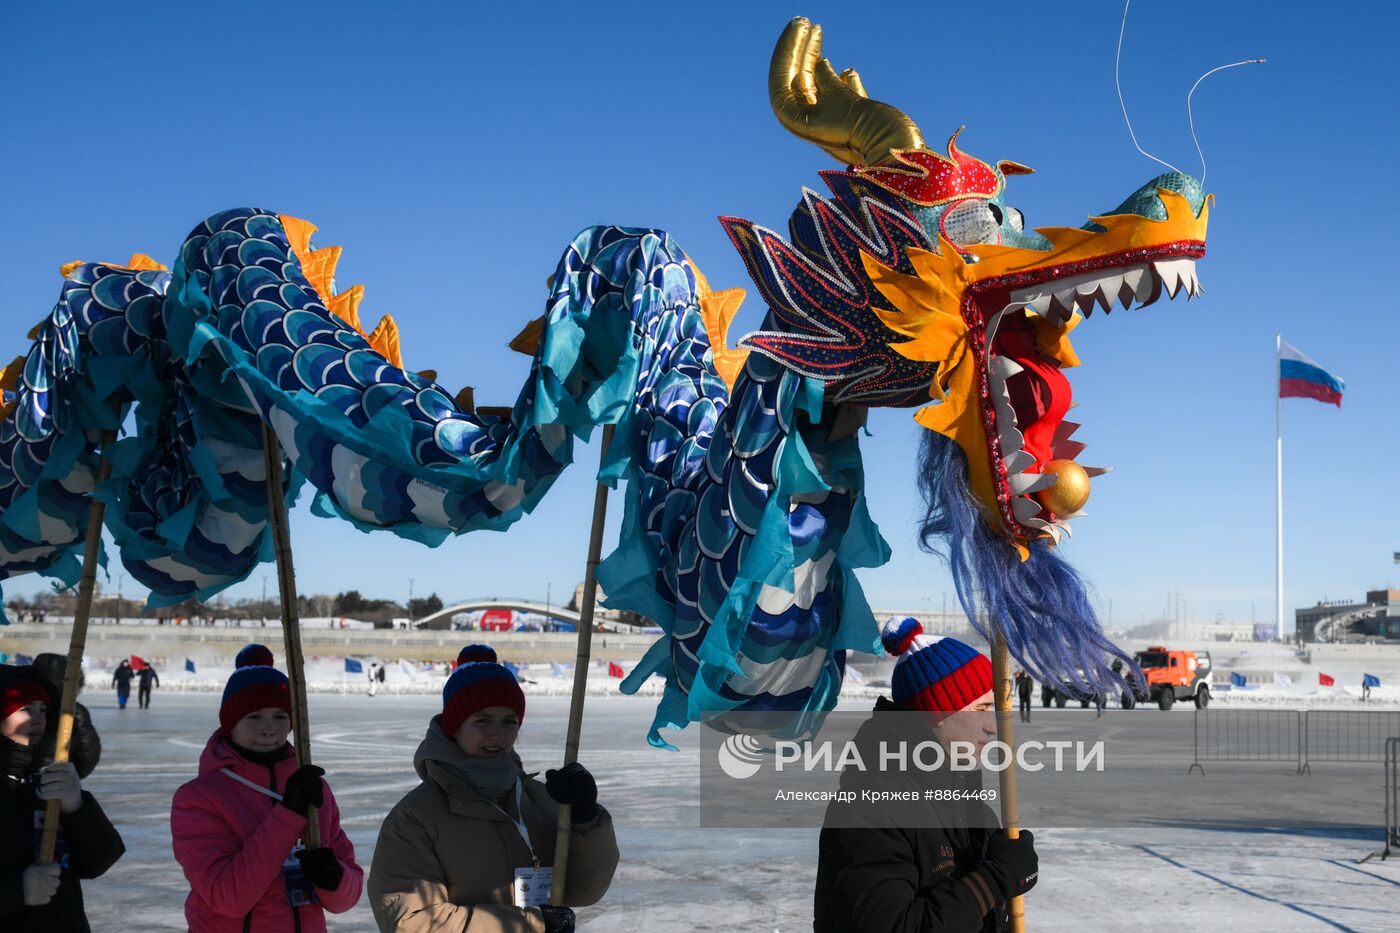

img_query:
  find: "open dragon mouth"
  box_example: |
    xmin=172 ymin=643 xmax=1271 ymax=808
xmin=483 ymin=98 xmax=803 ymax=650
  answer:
xmin=855 ymin=175 xmax=1211 ymax=554
xmin=975 ymin=248 xmax=1205 ymax=545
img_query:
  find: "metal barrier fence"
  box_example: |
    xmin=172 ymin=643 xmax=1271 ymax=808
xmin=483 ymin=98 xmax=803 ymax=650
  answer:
xmin=1189 ymin=709 xmax=1400 ymax=776
xmin=1385 ymin=737 xmax=1398 ymax=860
xmin=1302 ymin=710 xmax=1400 ymax=774
xmin=1188 ymin=709 xmax=1303 ymax=775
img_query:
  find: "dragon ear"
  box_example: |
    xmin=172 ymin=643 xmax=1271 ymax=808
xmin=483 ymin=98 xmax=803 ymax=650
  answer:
xmin=998 ymin=160 xmax=1034 ymax=176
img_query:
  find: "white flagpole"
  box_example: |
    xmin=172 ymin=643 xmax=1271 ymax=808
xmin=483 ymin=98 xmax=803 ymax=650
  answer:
xmin=1276 ymin=334 xmax=1284 ymax=642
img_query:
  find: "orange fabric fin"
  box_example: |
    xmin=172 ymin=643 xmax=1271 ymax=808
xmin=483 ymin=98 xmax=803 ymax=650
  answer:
xmin=300 ymin=246 xmax=341 ymax=303
xmin=60 ymin=253 xmax=169 ymax=279
xmin=455 ymin=386 xmax=476 ymax=413
xmin=367 ymin=315 xmax=403 ymax=369
xmin=278 ymin=215 xmax=318 ymax=257
xmin=688 ymin=260 xmax=749 ymax=391
xmin=327 ymin=284 xmax=366 ymax=334
xmin=509 ymin=316 xmax=545 ymax=356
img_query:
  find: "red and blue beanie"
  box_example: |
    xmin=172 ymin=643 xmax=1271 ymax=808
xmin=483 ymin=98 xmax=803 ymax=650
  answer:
xmin=220 ymin=665 xmax=291 ymax=734
xmin=455 ymin=644 xmax=497 ymax=667
xmin=442 ymin=662 xmax=525 ymax=737
xmin=235 ymin=644 xmax=274 ymax=668
xmin=882 ymin=618 xmax=993 ymax=714
xmin=0 ymin=670 xmax=50 ymax=722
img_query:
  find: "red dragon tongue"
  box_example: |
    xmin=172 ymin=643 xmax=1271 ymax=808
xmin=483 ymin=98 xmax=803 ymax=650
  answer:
xmin=993 ymin=325 xmax=1071 ymax=471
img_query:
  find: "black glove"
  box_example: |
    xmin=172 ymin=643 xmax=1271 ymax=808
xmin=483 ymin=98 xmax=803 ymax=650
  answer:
xmin=280 ymin=765 xmax=326 ymax=816
xmin=538 ymin=904 xmax=576 ymax=933
xmin=545 ymin=762 xmax=598 ymax=824
xmin=979 ymin=829 xmax=1038 ymax=901
xmin=296 ymin=846 xmax=344 ymax=891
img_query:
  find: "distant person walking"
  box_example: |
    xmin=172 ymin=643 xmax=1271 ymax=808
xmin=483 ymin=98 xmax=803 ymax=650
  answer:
xmin=111 ymin=660 xmax=134 ymax=711
xmin=138 ymin=664 xmax=160 ymax=710
xmin=1016 ymin=671 xmax=1032 ymax=723
xmin=367 ymin=663 xmax=379 ymax=697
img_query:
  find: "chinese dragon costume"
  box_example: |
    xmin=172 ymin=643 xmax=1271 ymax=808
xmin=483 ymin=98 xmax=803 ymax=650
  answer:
xmin=0 ymin=18 xmax=1209 ymax=746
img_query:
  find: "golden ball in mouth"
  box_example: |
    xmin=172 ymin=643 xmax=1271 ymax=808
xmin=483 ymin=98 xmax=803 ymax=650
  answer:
xmin=1033 ymin=459 xmax=1090 ymax=516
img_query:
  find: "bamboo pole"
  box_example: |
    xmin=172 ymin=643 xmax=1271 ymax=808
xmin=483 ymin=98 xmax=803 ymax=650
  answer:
xmin=260 ymin=421 xmax=320 ymax=847
xmin=549 ymin=424 xmax=615 ymax=905
xmin=39 ymin=429 xmax=116 ymax=864
xmin=991 ymin=633 xmax=1026 ymax=932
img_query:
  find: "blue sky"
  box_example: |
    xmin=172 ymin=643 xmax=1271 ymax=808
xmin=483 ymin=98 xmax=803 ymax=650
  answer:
xmin=2 ymin=1 xmax=1396 ymax=632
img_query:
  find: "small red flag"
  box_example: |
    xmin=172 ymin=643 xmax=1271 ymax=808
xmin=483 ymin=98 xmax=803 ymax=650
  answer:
xmin=607 ymin=661 xmax=625 ymax=679
xmin=1318 ymin=672 xmax=1335 ymax=687
xmin=130 ymin=655 xmax=147 ymax=671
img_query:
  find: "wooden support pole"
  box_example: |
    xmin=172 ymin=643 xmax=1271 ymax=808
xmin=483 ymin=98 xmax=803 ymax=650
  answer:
xmin=549 ymin=424 xmax=615 ymax=906
xmin=39 ymin=430 xmax=116 ymax=864
xmin=991 ymin=633 xmax=1026 ymax=933
xmin=260 ymin=421 xmax=320 ymax=847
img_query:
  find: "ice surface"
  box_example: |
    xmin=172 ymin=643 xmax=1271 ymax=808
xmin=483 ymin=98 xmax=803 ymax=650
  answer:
xmin=75 ymin=694 xmax=1400 ymax=931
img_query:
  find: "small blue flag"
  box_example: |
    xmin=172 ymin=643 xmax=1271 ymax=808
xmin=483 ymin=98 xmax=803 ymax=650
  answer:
xmin=503 ymin=661 xmax=521 ymax=680
xmin=1363 ymin=673 xmax=1381 ymax=688
xmin=14 ymin=654 xmax=33 ymax=666
xmin=345 ymin=658 xmax=363 ymax=674
xmin=185 ymin=658 xmax=196 ymax=673
xmin=1229 ymin=671 xmax=1247 ymax=687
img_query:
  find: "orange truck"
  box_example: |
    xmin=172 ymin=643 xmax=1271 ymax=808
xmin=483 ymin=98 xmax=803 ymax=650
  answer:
xmin=1123 ymin=646 xmax=1212 ymax=710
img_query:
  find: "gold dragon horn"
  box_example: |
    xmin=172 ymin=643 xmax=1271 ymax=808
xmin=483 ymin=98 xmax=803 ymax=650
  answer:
xmin=769 ymin=16 xmax=925 ymax=166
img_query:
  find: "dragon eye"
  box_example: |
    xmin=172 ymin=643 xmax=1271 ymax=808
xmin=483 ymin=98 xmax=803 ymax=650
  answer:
xmin=940 ymin=199 xmax=1002 ymax=246
xmin=1006 ymin=207 xmax=1024 ymax=233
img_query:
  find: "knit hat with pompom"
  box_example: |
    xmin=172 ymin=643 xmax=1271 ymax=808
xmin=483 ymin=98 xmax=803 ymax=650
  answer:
xmin=454 ymin=644 xmax=498 ymax=667
xmin=234 ymin=644 xmax=274 ymax=668
xmin=881 ymin=617 xmax=993 ymax=713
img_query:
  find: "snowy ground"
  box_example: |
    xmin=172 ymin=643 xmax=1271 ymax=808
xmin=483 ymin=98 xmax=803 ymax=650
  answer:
xmin=78 ymin=694 xmax=1399 ymax=932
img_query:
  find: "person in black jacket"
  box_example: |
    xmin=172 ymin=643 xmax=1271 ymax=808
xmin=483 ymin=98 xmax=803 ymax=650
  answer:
xmin=111 ymin=660 xmax=134 ymax=710
xmin=136 ymin=664 xmax=159 ymax=710
xmin=814 ymin=620 xmax=1038 ymax=932
xmin=30 ymin=655 xmax=101 ymax=779
xmin=0 ymin=664 xmax=125 ymax=932
xmin=1015 ymin=671 xmax=1033 ymax=724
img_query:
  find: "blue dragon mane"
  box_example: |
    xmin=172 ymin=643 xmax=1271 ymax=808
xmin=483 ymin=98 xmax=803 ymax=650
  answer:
xmin=917 ymin=431 xmax=1134 ymax=694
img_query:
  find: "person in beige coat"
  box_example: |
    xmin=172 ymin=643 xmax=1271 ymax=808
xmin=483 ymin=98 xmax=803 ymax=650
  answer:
xmin=368 ymin=661 xmax=618 ymax=932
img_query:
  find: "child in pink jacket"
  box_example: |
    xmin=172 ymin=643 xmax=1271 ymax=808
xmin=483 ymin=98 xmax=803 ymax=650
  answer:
xmin=171 ymin=665 xmax=363 ymax=932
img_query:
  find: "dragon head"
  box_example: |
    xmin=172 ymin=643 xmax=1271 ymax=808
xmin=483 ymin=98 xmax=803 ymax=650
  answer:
xmin=723 ymin=17 xmax=1208 ymax=556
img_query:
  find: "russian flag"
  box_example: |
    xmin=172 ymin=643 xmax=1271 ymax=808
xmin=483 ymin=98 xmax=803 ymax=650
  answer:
xmin=1279 ymin=341 xmax=1344 ymax=406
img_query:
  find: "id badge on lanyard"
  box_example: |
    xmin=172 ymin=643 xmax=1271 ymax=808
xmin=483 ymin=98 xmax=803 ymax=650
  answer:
xmin=282 ymin=844 xmax=320 ymax=907
xmin=495 ymin=779 xmax=553 ymax=909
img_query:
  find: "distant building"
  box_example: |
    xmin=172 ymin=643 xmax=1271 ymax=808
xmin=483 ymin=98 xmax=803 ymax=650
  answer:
xmin=1295 ymin=590 xmax=1399 ymax=643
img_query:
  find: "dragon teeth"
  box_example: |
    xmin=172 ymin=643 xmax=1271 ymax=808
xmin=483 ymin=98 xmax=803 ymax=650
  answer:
xmin=1011 ymin=496 xmax=1045 ymax=523
xmin=1008 ymin=471 xmax=1057 ymax=495
xmin=1010 ymin=258 xmax=1204 ymax=320
xmin=1003 ymin=449 xmax=1034 ymax=475
xmin=990 ymin=357 xmax=1024 ymax=379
